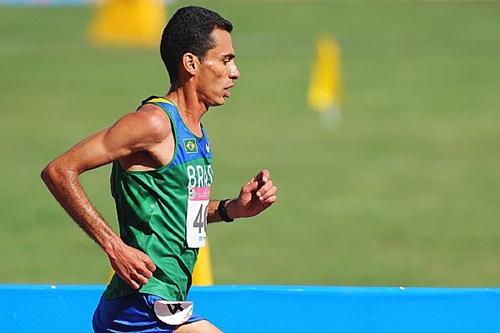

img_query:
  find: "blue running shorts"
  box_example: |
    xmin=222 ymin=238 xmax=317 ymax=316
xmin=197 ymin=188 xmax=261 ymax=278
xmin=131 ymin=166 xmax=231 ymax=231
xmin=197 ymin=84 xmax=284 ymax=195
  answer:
xmin=92 ymin=293 xmax=204 ymax=332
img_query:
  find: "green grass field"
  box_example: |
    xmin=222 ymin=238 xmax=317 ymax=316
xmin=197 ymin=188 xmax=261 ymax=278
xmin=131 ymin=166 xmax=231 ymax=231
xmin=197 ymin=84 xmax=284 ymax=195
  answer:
xmin=1 ymin=0 xmax=500 ymax=287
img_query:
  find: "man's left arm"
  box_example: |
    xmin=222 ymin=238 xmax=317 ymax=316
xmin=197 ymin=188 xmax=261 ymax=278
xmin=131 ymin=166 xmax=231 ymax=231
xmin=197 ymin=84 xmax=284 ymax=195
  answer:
xmin=207 ymin=169 xmax=277 ymax=223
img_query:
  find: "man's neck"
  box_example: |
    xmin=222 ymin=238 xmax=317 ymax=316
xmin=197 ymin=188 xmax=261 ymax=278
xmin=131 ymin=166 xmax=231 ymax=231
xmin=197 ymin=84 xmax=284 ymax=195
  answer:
xmin=165 ymin=86 xmax=208 ymax=137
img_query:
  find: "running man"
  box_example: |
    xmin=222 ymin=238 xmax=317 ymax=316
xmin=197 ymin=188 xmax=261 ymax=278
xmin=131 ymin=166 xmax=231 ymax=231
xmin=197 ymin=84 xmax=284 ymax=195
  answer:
xmin=41 ymin=6 xmax=277 ymax=332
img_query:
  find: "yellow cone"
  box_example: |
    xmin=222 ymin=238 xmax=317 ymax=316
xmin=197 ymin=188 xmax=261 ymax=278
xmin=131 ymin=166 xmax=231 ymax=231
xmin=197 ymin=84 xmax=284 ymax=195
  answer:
xmin=192 ymin=241 xmax=214 ymax=286
xmin=308 ymin=33 xmax=343 ymax=119
xmin=88 ymin=0 xmax=167 ymax=47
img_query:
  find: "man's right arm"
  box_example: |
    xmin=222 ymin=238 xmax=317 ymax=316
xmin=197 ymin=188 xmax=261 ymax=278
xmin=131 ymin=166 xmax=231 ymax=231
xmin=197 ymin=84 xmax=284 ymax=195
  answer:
xmin=41 ymin=105 xmax=169 ymax=289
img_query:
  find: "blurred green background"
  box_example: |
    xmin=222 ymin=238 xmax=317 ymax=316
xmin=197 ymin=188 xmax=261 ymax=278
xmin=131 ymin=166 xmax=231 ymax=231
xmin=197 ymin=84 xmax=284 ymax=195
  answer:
xmin=1 ymin=0 xmax=499 ymax=287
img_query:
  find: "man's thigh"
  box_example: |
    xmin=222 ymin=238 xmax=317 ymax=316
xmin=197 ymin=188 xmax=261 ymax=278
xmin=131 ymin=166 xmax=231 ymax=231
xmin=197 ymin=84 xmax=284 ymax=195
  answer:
xmin=175 ymin=320 xmax=222 ymax=333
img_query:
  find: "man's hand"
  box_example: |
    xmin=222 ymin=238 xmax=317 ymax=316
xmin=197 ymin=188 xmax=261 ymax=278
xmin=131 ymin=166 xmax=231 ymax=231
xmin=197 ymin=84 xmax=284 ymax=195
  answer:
xmin=228 ymin=169 xmax=277 ymax=219
xmin=107 ymin=241 xmax=157 ymax=290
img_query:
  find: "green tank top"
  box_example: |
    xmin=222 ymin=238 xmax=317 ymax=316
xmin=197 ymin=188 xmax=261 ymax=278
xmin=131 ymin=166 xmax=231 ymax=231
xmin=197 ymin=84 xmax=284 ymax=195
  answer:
xmin=103 ymin=96 xmax=213 ymax=301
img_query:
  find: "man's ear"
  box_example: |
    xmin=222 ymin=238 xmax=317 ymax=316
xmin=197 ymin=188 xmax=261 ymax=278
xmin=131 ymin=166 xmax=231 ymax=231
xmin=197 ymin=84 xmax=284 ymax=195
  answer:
xmin=181 ymin=53 xmax=199 ymax=76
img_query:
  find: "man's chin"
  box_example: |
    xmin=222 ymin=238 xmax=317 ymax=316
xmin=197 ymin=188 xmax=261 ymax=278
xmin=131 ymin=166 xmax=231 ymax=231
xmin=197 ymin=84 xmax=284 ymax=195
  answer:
xmin=209 ymin=98 xmax=226 ymax=108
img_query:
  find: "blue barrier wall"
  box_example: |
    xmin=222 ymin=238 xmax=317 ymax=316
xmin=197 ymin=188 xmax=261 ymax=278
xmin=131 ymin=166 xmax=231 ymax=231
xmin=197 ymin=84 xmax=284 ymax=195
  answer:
xmin=1 ymin=285 xmax=500 ymax=332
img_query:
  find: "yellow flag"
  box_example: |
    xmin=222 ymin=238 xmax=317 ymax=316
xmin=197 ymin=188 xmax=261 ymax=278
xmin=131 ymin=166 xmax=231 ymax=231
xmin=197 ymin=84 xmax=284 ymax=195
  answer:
xmin=88 ymin=0 xmax=167 ymax=47
xmin=192 ymin=241 xmax=214 ymax=286
xmin=308 ymin=33 xmax=343 ymax=118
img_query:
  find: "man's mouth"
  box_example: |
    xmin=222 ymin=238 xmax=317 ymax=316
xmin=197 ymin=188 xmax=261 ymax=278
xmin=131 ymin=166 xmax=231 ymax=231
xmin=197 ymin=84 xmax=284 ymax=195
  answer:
xmin=223 ymin=85 xmax=234 ymax=97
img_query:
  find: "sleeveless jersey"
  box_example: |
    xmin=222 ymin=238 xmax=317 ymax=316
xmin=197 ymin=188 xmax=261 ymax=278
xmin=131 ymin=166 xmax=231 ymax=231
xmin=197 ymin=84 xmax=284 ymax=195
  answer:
xmin=103 ymin=96 xmax=213 ymax=301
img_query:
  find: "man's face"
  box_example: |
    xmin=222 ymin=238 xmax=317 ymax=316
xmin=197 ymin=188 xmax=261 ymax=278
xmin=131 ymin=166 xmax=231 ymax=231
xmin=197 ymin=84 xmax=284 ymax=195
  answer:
xmin=196 ymin=29 xmax=240 ymax=107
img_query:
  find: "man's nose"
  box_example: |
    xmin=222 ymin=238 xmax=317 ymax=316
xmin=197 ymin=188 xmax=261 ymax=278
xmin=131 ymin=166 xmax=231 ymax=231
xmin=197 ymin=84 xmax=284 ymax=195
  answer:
xmin=230 ymin=64 xmax=240 ymax=80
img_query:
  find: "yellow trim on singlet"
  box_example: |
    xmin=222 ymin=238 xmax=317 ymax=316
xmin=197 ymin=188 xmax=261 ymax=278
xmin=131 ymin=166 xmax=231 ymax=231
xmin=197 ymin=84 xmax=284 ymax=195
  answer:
xmin=148 ymin=97 xmax=176 ymax=106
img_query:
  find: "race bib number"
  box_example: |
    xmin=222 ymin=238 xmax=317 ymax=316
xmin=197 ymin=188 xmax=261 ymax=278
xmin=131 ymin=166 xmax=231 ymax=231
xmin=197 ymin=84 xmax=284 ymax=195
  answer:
xmin=186 ymin=186 xmax=210 ymax=248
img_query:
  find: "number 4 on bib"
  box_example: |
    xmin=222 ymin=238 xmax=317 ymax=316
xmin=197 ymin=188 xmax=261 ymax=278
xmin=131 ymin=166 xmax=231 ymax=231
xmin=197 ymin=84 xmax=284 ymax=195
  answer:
xmin=186 ymin=187 xmax=210 ymax=248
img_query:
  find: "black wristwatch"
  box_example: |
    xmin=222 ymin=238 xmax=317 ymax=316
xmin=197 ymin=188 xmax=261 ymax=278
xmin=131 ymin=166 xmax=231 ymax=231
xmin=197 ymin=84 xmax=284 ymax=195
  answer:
xmin=217 ymin=199 xmax=234 ymax=222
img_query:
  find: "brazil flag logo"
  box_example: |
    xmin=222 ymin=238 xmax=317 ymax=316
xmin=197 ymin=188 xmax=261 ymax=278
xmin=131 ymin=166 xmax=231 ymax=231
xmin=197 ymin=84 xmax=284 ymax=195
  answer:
xmin=184 ymin=138 xmax=198 ymax=153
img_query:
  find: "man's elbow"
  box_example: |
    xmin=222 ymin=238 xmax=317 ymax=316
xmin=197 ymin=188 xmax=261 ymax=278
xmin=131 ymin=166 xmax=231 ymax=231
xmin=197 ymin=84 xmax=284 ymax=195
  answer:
xmin=41 ymin=161 xmax=64 ymax=186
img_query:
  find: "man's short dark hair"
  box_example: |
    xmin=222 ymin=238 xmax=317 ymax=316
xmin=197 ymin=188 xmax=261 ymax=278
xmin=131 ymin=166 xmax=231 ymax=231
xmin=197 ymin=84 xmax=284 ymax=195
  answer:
xmin=160 ymin=6 xmax=233 ymax=85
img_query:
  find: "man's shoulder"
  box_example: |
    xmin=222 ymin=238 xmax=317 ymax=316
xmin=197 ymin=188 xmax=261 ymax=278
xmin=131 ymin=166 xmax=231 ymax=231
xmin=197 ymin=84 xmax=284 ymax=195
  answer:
xmin=137 ymin=102 xmax=165 ymax=113
xmin=131 ymin=104 xmax=172 ymax=141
